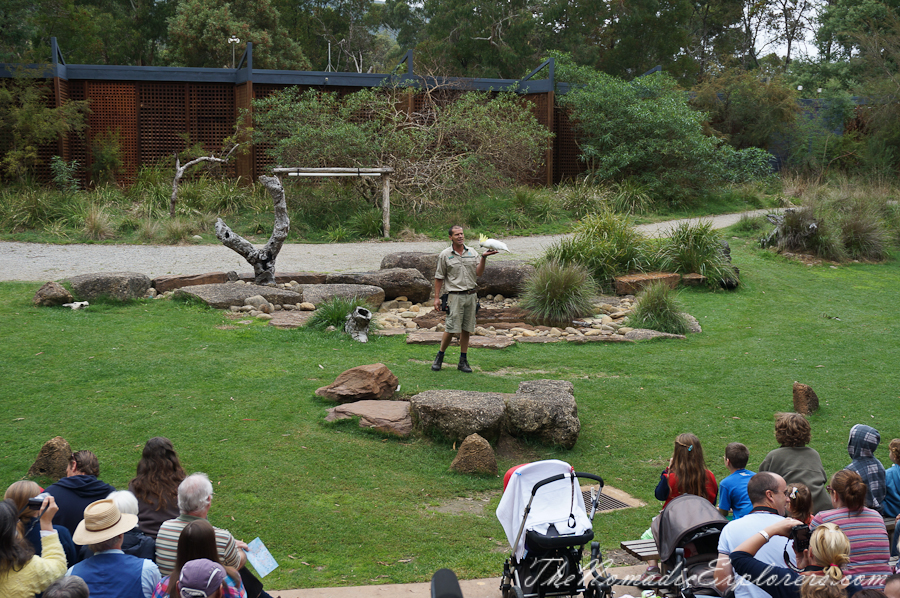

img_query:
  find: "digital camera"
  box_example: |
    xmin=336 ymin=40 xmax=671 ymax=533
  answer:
xmin=789 ymin=524 xmax=811 ymax=552
xmin=27 ymin=492 xmax=50 ymax=511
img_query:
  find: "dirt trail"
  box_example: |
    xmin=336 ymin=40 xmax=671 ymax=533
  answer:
xmin=0 ymin=209 xmax=774 ymax=281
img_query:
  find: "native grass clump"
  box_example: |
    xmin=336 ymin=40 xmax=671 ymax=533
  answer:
xmin=627 ymin=282 xmax=691 ymax=335
xmin=306 ymin=296 xmax=376 ymax=332
xmin=761 ymin=177 xmax=898 ymax=261
xmin=250 ymin=83 xmax=553 ymax=209
xmin=519 ymin=259 xmax=598 ymax=325
xmin=541 ymin=209 xmax=653 ymax=292
xmin=656 ymin=220 xmax=739 ymax=288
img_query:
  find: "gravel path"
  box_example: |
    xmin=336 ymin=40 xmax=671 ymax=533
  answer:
xmin=0 ymin=209 xmax=775 ymax=282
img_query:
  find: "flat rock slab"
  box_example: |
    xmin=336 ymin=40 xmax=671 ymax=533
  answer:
xmin=325 ymin=400 xmax=412 ymax=436
xmin=301 ymin=284 xmax=385 ymax=307
xmin=66 ymin=271 xmax=151 ymax=301
xmin=614 ymin=272 xmax=681 ymax=295
xmin=623 ymin=329 xmax=686 ymax=341
xmin=268 ymin=311 xmax=315 ymax=329
xmin=153 ymin=272 xmax=228 ymax=293
xmin=373 ymin=328 xmax=408 ymax=336
xmin=380 ymin=252 xmax=439 ymax=284
xmin=326 ymin=268 xmax=431 ymax=303
xmin=409 ymin=390 xmax=507 ymax=441
xmin=237 ymin=272 xmax=328 ymax=284
xmin=406 ymin=331 xmax=515 ymax=348
xmin=567 ymin=335 xmax=633 ymax=343
xmin=516 ymin=336 xmax=561 ymax=343
xmin=173 ymin=283 xmax=301 ymax=309
xmin=412 ymin=307 xmax=534 ymax=329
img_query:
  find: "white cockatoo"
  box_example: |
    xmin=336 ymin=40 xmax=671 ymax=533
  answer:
xmin=478 ymin=234 xmax=511 ymax=253
xmin=62 ymin=301 xmax=90 ymax=310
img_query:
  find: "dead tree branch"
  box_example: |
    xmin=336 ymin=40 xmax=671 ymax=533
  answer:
xmin=170 ymin=144 xmax=240 ymax=217
xmin=215 ymin=175 xmax=290 ymax=285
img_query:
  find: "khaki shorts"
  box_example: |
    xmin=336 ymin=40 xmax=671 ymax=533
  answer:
xmin=445 ymin=292 xmax=477 ymax=334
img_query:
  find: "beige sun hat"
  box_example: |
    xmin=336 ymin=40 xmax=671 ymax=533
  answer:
xmin=72 ymin=498 xmax=138 ymax=545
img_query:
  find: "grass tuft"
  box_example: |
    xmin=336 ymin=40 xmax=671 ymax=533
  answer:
xmin=656 ymin=220 xmax=738 ymax=287
xmin=518 ymin=259 xmax=598 ymax=325
xmin=306 ymin=296 xmax=375 ymax=331
xmin=628 ymin=282 xmax=690 ymax=334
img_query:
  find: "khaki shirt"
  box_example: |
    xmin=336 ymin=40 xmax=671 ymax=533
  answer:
xmin=435 ymin=245 xmax=479 ymax=292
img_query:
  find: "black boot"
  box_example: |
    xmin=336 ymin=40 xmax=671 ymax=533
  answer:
xmin=458 ymin=353 xmax=472 ymax=373
xmin=431 ymin=351 xmax=444 ymax=371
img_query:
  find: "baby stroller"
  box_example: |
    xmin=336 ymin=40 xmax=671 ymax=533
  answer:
xmin=497 ymin=460 xmax=608 ymax=598
xmin=615 ymin=494 xmax=726 ymax=598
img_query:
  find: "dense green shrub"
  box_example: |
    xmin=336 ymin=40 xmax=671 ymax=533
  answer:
xmin=541 ymin=210 xmax=652 ymax=291
xmin=656 ymin=220 xmax=738 ymax=287
xmin=628 ymin=282 xmax=690 ymax=335
xmin=553 ymin=53 xmax=771 ymax=204
xmin=518 ymin=259 xmax=598 ymax=325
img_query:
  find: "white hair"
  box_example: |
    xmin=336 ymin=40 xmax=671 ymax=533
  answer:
xmin=178 ymin=472 xmax=213 ymax=514
xmin=107 ymin=490 xmax=139 ymax=515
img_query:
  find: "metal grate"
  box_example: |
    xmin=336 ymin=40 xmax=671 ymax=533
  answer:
xmin=582 ymin=490 xmax=632 ymax=513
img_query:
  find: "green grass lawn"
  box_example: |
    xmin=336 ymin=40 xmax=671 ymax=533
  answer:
xmin=1 ymin=233 xmax=898 ymax=590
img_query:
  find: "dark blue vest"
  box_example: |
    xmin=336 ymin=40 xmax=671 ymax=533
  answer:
xmin=70 ymin=551 xmax=145 ymax=598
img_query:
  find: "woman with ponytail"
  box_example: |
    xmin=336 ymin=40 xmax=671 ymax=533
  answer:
xmin=730 ymin=519 xmax=861 ymax=598
xmin=811 ymin=470 xmax=891 ymax=589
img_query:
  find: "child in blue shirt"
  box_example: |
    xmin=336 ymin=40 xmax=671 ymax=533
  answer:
xmin=718 ymin=442 xmax=754 ymax=520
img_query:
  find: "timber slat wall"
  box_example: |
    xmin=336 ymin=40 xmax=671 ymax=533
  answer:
xmin=1 ymin=43 xmax=585 ymax=186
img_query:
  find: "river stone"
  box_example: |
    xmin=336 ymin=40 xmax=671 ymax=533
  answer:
xmin=379 ymin=252 xmax=440 ymax=285
xmin=315 ymin=363 xmax=399 ymax=403
xmin=27 ymin=436 xmax=73 ymax=481
xmin=300 ymin=284 xmax=385 ymax=307
xmin=33 ymin=281 xmax=73 ymax=307
xmin=477 ymin=260 xmax=534 ymax=298
xmin=405 ymin=331 xmax=516 ymax=348
xmin=325 ymin=400 xmax=412 ymax=436
xmin=450 ymin=433 xmax=497 ymax=475
xmin=66 ymin=272 xmax=151 ymax=301
xmin=326 ymin=268 xmax=431 ymax=303
xmin=505 ymin=380 xmax=581 ymax=449
xmin=409 ymin=390 xmax=507 ymax=442
xmin=173 ymin=283 xmax=301 ymax=309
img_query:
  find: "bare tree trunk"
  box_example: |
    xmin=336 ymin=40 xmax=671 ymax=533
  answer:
xmin=170 ymin=144 xmax=239 ymax=217
xmin=215 ymin=175 xmax=290 ymax=285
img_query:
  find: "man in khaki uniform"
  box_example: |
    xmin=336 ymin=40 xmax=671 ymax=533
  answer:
xmin=432 ymin=225 xmax=497 ymax=372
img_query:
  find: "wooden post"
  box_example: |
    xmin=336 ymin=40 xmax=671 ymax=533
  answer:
xmin=381 ymin=173 xmax=391 ymax=238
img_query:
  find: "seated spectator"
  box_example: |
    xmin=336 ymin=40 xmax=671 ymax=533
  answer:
xmin=129 ymin=437 xmax=186 ymax=540
xmin=719 ymin=442 xmax=754 ymax=520
xmin=174 ymin=559 xmax=233 ymax=598
xmin=883 ymin=574 xmax=900 ymax=598
xmin=152 ymin=520 xmax=245 ymax=598
xmin=759 ymin=412 xmax=830 ymax=514
xmin=730 ymin=518 xmax=862 ymax=598
xmin=5 ymin=480 xmax=78 ymax=566
xmin=46 ymin=450 xmax=115 ymax=535
xmin=156 ymin=473 xmax=270 ymax=598
xmin=77 ymin=491 xmax=155 ymax=562
xmin=715 ymin=472 xmax=795 ymax=598
xmin=44 ymin=575 xmax=90 ymax=598
xmin=811 ymin=469 xmax=892 ymax=589
xmin=883 ymin=440 xmax=900 ymax=518
xmin=846 ymin=424 xmax=886 ymax=514
xmin=787 ymin=482 xmax=813 ymax=525
xmin=0 ymin=495 xmax=67 ymax=598
xmin=68 ymin=498 xmax=160 ymax=598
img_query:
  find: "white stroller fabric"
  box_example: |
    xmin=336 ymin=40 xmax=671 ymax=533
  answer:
xmin=496 ymin=460 xmax=593 ymax=560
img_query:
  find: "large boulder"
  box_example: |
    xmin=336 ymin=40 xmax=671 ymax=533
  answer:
xmin=409 ymin=390 xmax=506 ymax=442
xmin=152 ymin=273 xmax=228 ymax=294
xmin=505 ymin=380 xmax=581 ymax=449
xmin=173 ymin=283 xmax=300 ymax=309
xmin=326 ymin=269 xmax=431 ymax=303
xmin=27 ymin=436 xmax=72 ymax=480
xmin=450 ymin=433 xmax=497 ymax=475
xmin=315 ymin=363 xmax=399 ymax=403
xmin=301 ymin=284 xmax=385 ymax=307
xmin=33 ymin=282 xmax=73 ymax=307
xmin=380 ymin=252 xmax=440 ymax=284
xmin=325 ymin=400 xmax=412 ymax=436
xmin=477 ymin=260 xmax=534 ymax=298
xmin=66 ymin=272 xmax=151 ymax=301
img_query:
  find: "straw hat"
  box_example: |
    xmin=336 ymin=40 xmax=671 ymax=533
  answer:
xmin=72 ymin=498 xmax=138 ymax=545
